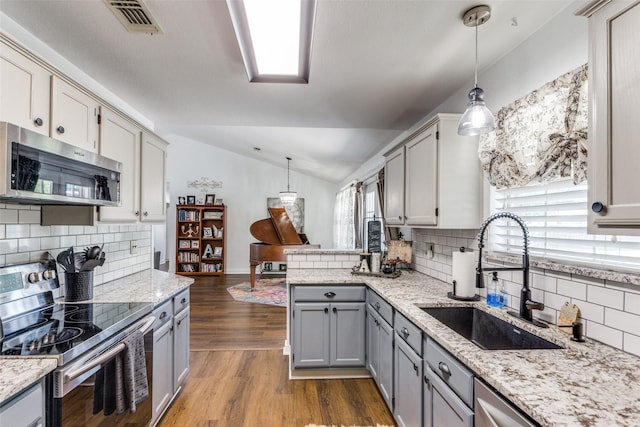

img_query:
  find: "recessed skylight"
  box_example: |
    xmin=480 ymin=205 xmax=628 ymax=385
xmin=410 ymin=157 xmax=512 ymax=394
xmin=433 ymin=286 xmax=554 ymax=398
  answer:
xmin=226 ymin=0 xmax=317 ymax=83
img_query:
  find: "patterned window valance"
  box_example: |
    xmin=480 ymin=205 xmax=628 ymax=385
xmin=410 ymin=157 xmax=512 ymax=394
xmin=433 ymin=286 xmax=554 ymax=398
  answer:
xmin=478 ymin=64 xmax=588 ymax=189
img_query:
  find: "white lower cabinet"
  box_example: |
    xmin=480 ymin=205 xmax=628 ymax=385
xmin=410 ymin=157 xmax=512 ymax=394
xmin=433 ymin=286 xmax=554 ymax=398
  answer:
xmin=151 ymin=288 xmax=191 ymax=425
xmin=0 ymin=379 xmax=44 ymax=427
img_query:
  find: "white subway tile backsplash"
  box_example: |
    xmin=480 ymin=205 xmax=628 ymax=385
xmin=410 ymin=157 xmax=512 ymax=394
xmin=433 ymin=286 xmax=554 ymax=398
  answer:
xmin=557 ymin=278 xmax=586 ymax=300
xmin=586 ymin=321 xmax=623 ymax=348
xmin=571 ymin=299 xmax=605 ymax=323
xmin=6 ymin=224 xmax=29 ymax=239
xmin=532 ymin=273 xmax=557 ymax=293
xmin=604 ymin=308 xmax=640 ymax=335
xmin=18 ymin=238 xmax=40 ymax=252
xmin=543 ymin=291 xmax=567 ymax=311
xmin=0 ymin=239 xmax=18 ymax=255
xmin=587 ymin=285 xmax=624 ymax=310
xmin=625 ymin=293 xmax=640 ymax=316
xmin=623 ymin=333 xmax=640 ymax=357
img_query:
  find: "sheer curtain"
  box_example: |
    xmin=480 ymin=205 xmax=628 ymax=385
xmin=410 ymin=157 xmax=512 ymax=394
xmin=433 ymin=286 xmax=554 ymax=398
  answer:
xmin=333 ymin=184 xmax=357 ymax=249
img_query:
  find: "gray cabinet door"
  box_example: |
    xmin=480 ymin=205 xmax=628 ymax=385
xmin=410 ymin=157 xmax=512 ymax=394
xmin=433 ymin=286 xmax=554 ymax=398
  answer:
xmin=331 ymin=302 xmax=366 ymax=367
xmin=424 ymin=368 xmax=473 ymax=427
xmin=292 ymin=303 xmax=330 ymax=368
xmin=367 ymin=306 xmax=381 ymax=379
xmin=173 ymin=307 xmax=190 ymax=389
xmin=378 ymin=314 xmax=394 ymax=409
xmin=152 ymin=319 xmax=174 ymax=422
xmin=394 ymin=334 xmax=423 ymax=427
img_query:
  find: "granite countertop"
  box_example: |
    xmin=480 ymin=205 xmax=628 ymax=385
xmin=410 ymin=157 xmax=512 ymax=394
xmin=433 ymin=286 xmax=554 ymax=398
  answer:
xmin=286 ymin=268 xmax=640 ymax=427
xmin=0 ymin=269 xmax=194 ymax=405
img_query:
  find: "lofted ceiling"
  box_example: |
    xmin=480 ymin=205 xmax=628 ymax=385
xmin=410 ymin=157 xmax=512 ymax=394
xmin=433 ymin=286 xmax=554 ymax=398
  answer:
xmin=0 ymin=0 xmax=574 ymax=183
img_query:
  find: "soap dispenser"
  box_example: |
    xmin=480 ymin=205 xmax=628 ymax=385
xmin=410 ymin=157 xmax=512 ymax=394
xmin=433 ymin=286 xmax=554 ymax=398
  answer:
xmin=487 ymin=272 xmax=505 ymax=307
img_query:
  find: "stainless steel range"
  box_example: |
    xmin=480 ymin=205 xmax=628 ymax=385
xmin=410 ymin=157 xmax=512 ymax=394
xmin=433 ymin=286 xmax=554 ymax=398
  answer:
xmin=0 ymin=259 xmax=154 ymax=426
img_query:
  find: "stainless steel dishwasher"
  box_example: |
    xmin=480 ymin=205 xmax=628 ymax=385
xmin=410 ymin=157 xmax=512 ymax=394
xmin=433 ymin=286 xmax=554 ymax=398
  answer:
xmin=474 ymin=378 xmax=538 ymax=427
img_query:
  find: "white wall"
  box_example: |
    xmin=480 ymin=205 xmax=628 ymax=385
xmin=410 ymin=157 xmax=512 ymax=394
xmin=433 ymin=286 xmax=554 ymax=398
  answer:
xmin=165 ymin=134 xmax=336 ymax=274
xmin=341 ymin=2 xmax=588 ymax=189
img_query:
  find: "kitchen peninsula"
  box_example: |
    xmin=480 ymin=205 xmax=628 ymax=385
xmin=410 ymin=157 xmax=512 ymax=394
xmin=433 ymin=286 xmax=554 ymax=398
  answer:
xmin=286 ymin=251 xmax=640 ymax=427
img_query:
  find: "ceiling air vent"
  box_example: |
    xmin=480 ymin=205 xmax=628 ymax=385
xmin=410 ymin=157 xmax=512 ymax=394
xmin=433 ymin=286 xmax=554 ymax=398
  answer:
xmin=104 ymin=0 xmax=163 ymax=34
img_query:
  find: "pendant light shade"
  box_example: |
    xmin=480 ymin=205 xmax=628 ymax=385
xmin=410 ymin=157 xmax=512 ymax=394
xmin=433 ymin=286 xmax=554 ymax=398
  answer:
xmin=458 ymin=5 xmax=495 ymax=136
xmin=280 ymin=157 xmax=297 ymax=205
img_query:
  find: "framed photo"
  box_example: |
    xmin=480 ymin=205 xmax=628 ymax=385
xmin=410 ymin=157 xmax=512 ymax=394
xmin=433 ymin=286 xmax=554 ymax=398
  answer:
xmin=186 ymin=195 xmax=196 ymax=205
xmin=213 ymin=246 xmax=223 ymax=257
xmin=178 ymin=196 xmax=186 ymax=205
xmin=179 ymin=240 xmax=190 ymax=249
xmin=203 ymin=227 xmax=213 ymax=238
xmin=196 ymin=197 xmax=204 ymax=205
xmin=191 ymin=240 xmax=200 ymax=249
xmin=215 ymin=198 xmax=223 ymax=205
xmin=279 ymin=263 xmax=287 ymax=271
xmin=205 ymin=194 xmax=216 ymax=205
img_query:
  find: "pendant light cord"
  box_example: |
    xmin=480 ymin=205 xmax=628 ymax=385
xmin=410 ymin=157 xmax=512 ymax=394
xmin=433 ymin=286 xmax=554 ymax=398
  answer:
xmin=474 ymin=22 xmax=478 ymax=88
xmin=286 ymin=157 xmax=291 ymax=192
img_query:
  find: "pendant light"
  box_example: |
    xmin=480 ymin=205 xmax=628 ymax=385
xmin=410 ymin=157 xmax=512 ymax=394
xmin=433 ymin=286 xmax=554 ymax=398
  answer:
xmin=457 ymin=5 xmax=495 ymax=136
xmin=280 ymin=157 xmax=297 ymax=205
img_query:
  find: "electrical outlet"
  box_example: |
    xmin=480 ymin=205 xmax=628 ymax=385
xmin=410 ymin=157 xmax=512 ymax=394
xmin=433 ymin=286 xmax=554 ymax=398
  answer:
xmin=130 ymin=240 xmax=138 ymax=255
xmin=426 ymin=242 xmax=435 ymax=259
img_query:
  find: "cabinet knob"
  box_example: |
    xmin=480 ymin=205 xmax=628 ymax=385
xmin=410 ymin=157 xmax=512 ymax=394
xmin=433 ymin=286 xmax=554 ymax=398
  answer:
xmin=33 ymin=117 xmax=43 ymax=127
xmin=374 ymin=302 xmax=381 ymax=310
xmin=424 ymin=375 xmax=430 ymax=386
xmin=135 ymin=211 xmax=140 ymax=216
xmin=324 ymin=307 xmax=329 ymax=313
xmin=144 ymin=211 xmax=149 ymax=216
xmin=401 ymin=327 xmax=409 ymax=337
xmin=398 ymin=216 xmax=402 ymax=221
xmin=56 ymin=125 xmax=65 ymax=134
xmin=333 ymin=307 xmax=337 ymax=313
xmin=413 ymin=363 xmax=419 ymax=374
xmin=591 ymin=201 xmax=607 ymax=215
xmin=324 ymin=292 xmax=336 ymax=298
xmin=438 ymin=361 xmax=451 ymax=376
xmin=181 ymin=298 xmax=187 ymax=304
xmin=159 ymin=311 xmax=168 ymax=320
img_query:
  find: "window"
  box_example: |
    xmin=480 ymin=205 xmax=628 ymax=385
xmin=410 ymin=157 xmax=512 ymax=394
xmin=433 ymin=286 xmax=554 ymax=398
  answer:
xmin=490 ymin=178 xmax=640 ymax=272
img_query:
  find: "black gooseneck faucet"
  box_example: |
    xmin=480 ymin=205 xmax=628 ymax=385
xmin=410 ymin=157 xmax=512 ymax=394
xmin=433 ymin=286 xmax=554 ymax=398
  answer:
xmin=476 ymin=211 xmax=548 ymax=328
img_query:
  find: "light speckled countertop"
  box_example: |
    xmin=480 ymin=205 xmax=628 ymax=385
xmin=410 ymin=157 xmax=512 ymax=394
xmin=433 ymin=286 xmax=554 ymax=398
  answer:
xmin=0 ymin=270 xmax=193 ymax=405
xmin=287 ymin=268 xmax=640 ymax=427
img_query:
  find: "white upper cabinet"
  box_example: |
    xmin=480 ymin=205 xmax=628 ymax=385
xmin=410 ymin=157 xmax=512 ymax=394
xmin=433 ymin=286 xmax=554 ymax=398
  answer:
xmin=0 ymin=40 xmax=50 ymax=135
xmin=51 ymin=77 xmax=100 ymax=152
xmin=98 ymin=107 xmax=167 ymax=223
xmin=98 ymin=106 xmax=141 ymax=222
xmin=578 ymin=1 xmax=640 ymax=233
xmin=384 ymin=114 xmax=482 ymax=229
xmin=384 ymin=146 xmax=405 ymax=226
xmin=140 ymin=131 xmax=168 ymax=222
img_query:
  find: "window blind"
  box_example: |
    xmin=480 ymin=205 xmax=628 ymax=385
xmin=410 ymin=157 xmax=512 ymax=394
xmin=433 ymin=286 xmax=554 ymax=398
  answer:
xmin=490 ymin=178 xmax=640 ymax=272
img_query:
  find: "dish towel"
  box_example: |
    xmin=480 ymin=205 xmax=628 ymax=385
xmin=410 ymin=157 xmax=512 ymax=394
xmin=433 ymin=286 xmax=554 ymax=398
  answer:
xmin=92 ymin=358 xmax=117 ymax=415
xmin=115 ymin=330 xmax=149 ymax=414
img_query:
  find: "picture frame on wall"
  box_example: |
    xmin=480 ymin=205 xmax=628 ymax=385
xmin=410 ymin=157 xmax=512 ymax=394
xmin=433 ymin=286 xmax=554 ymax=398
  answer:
xmin=205 ymin=194 xmax=216 ymax=205
xmin=187 ymin=195 xmax=196 ymax=205
xmin=178 ymin=196 xmax=186 ymax=205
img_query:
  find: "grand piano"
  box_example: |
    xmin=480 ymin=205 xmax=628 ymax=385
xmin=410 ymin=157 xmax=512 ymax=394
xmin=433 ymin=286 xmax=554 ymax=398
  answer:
xmin=249 ymin=207 xmax=320 ymax=289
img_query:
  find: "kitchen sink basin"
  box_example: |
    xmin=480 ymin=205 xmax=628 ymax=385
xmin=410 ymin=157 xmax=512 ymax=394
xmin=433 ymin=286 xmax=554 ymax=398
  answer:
xmin=422 ymin=306 xmax=563 ymax=350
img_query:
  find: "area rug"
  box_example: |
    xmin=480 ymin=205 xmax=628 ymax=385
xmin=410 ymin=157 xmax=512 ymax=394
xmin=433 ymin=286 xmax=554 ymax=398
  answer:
xmin=226 ymin=278 xmax=287 ymax=307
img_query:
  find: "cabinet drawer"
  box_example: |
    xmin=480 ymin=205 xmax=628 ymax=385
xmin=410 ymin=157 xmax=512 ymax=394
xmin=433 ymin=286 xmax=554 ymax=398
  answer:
xmin=173 ymin=288 xmax=190 ymax=315
xmin=395 ymin=311 xmax=422 ymax=356
xmin=293 ymin=285 xmax=365 ymax=302
xmin=153 ymin=300 xmax=173 ymax=330
xmin=426 ymin=337 xmax=474 ymax=407
xmin=367 ymin=289 xmax=393 ymax=326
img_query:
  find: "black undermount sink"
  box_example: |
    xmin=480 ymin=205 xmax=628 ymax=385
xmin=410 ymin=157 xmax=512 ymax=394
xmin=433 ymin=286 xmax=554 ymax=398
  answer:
xmin=422 ymin=306 xmax=563 ymax=350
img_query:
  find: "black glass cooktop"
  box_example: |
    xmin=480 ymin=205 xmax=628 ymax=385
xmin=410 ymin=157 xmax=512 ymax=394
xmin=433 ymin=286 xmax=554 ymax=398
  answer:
xmin=1 ymin=301 xmax=151 ymax=361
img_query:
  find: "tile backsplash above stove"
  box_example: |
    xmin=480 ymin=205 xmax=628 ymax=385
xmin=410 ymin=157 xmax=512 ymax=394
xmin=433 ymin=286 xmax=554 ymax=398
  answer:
xmin=0 ymin=204 xmax=151 ymax=289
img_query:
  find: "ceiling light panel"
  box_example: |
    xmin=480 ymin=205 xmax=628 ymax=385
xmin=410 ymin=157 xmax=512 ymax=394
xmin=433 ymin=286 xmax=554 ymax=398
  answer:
xmin=227 ymin=0 xmax=317 ymax=83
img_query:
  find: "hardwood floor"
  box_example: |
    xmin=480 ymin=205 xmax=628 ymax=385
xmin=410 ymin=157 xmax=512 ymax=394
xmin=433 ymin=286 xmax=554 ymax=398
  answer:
xmin=158 ymin=274 xmax=396 ymax=427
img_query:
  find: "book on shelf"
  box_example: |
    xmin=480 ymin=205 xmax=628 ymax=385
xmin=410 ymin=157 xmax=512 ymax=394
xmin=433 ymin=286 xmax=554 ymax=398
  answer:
xmin=178 ymin=209 xmax=200 ymax=221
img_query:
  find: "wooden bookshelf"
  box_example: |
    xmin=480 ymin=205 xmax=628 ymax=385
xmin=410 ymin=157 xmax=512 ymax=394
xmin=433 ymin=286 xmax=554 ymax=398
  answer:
xmin=176 ymin=204 xmax=226 ymax=275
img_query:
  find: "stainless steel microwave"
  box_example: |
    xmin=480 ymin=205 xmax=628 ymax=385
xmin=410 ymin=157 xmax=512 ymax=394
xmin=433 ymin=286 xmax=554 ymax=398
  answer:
xmin=0 ymin=122 xmax=121 ymax=206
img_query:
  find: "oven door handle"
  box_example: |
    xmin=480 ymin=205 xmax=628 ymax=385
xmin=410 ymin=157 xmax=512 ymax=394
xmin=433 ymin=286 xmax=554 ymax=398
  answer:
xmin=64 ymin=315 xmax=155 ymax=382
